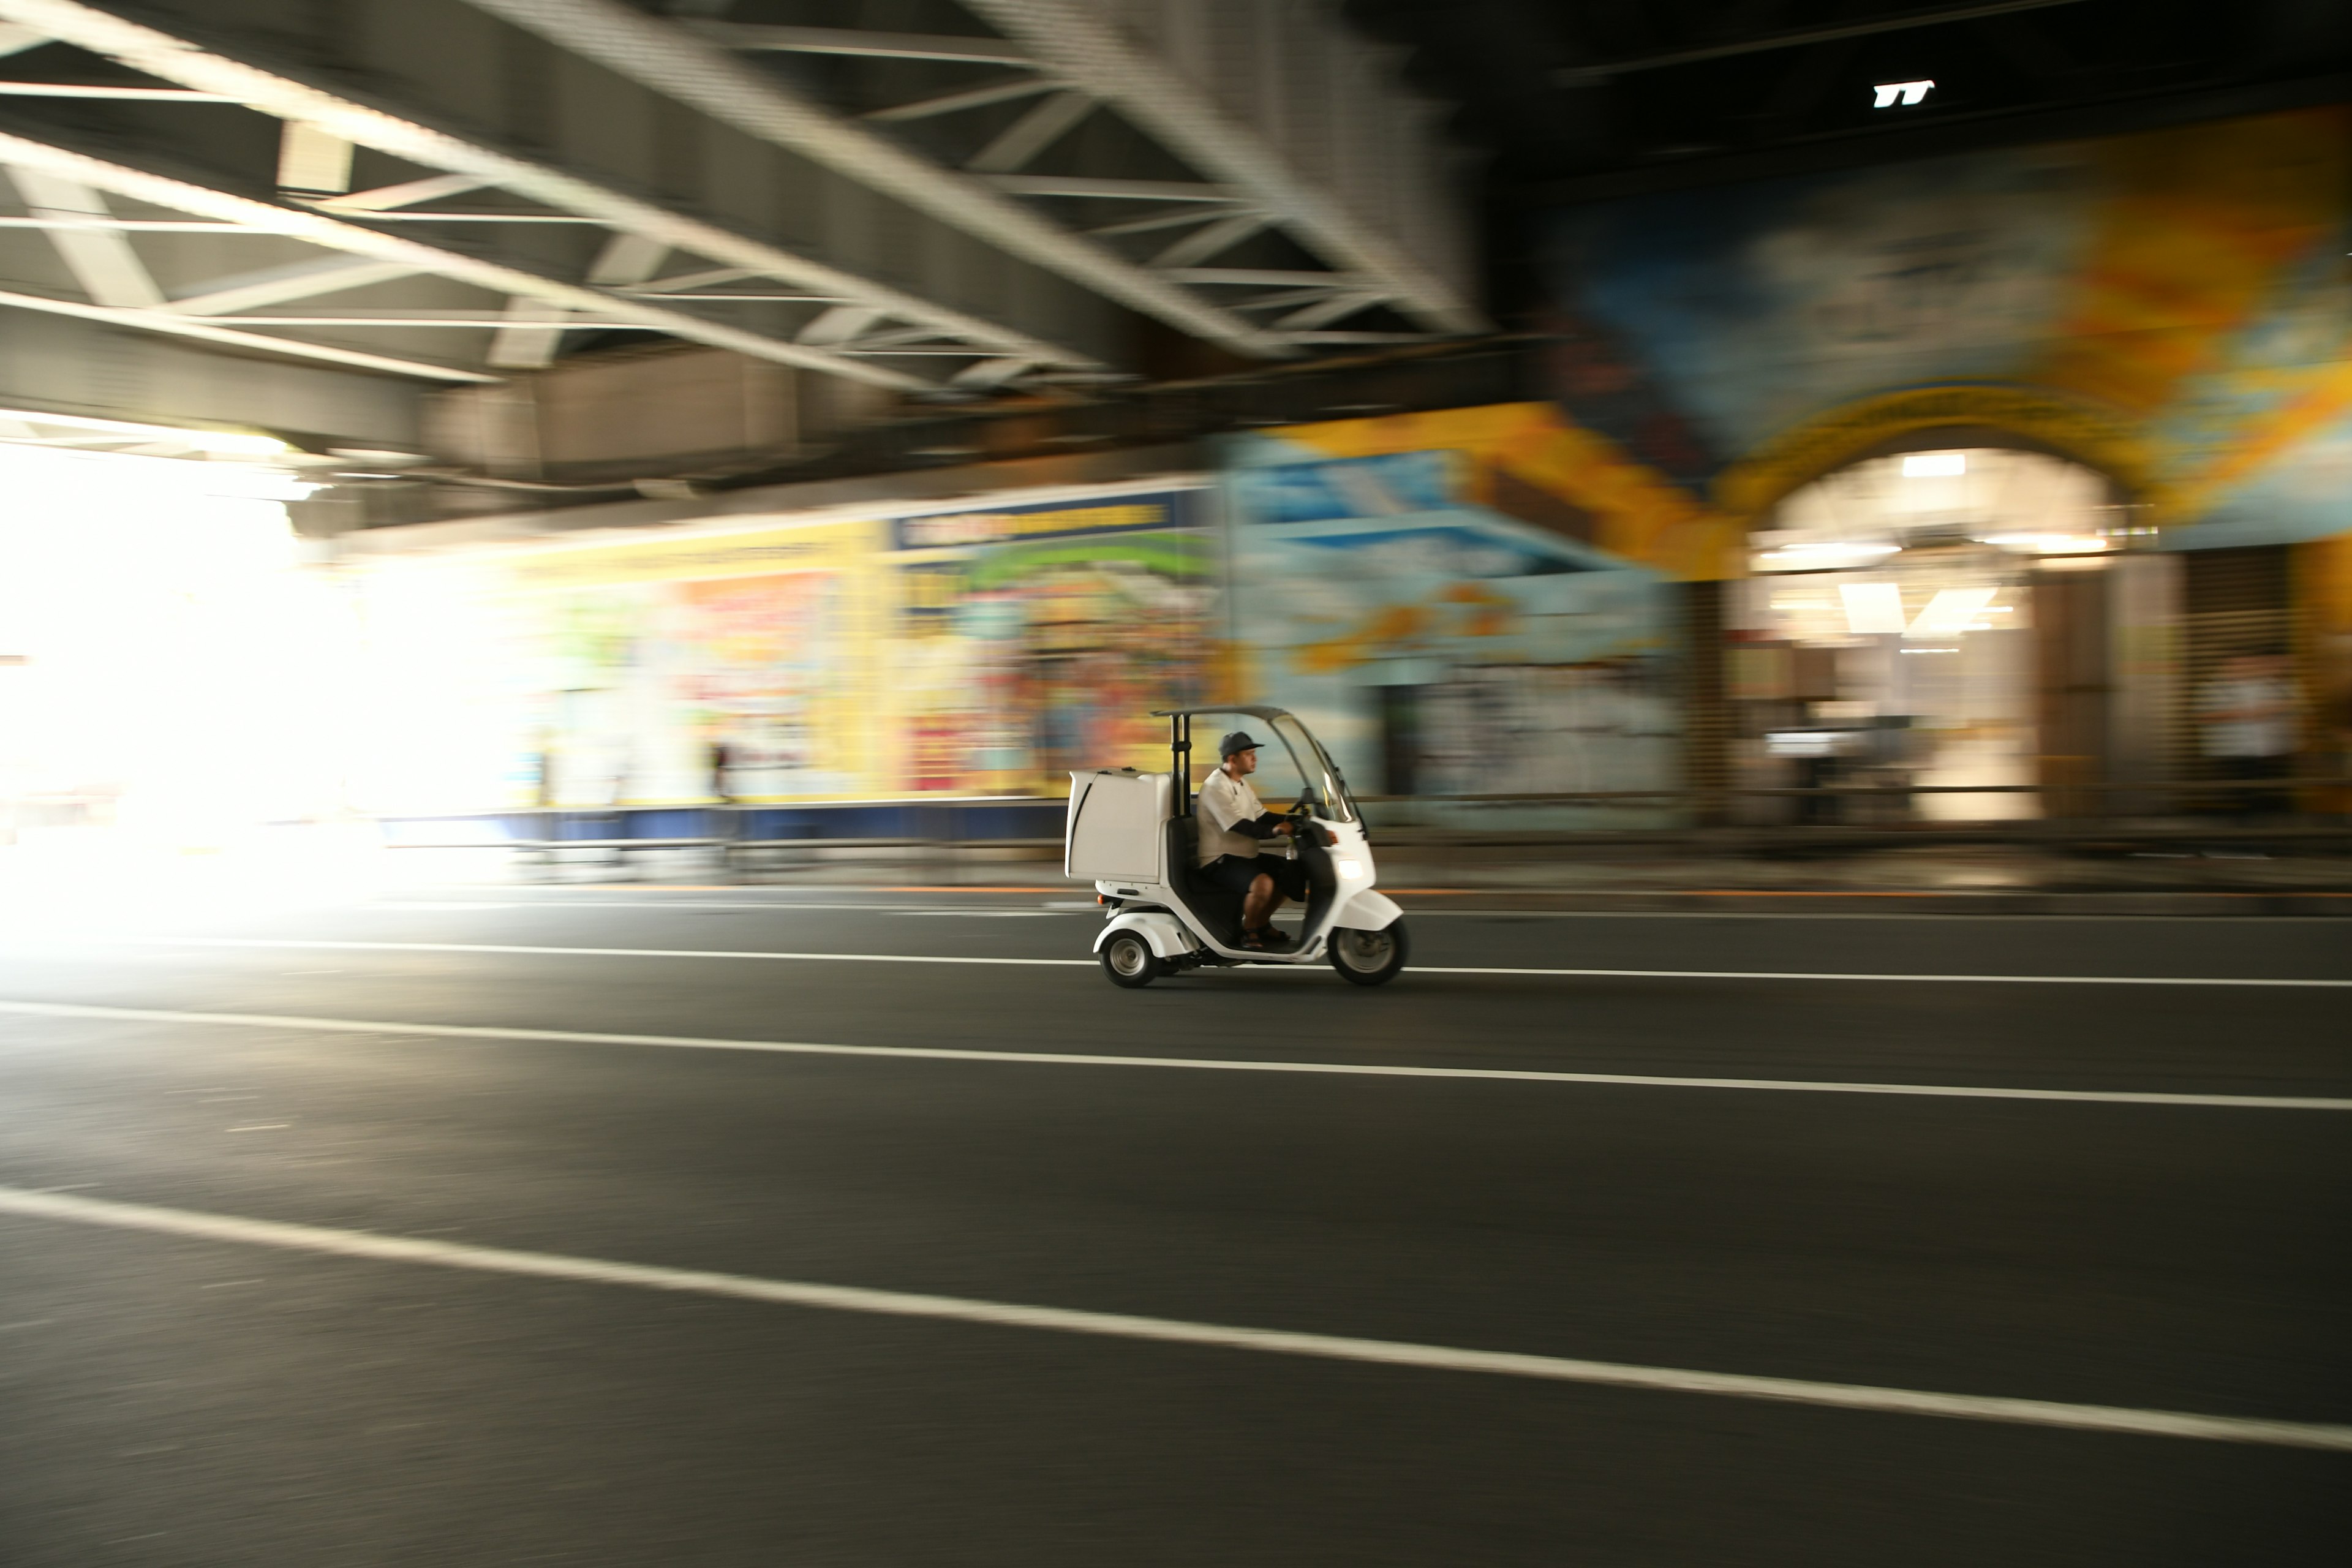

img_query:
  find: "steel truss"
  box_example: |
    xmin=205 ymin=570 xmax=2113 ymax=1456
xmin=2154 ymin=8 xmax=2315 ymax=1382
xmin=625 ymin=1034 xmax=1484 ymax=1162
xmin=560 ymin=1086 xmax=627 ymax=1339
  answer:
xmin=0 ymin=0 xmax=1481 ymax=398
xmin=0 ymin=0 xmax=1109 ymax=392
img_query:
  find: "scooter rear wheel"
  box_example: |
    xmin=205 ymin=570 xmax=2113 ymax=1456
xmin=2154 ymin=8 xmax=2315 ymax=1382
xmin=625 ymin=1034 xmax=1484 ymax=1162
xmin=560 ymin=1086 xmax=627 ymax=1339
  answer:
xmin=1329 ymin=920 xmax=1408 ymax=986
xmin=1100 ymin=930 xmax=1159 ymax=988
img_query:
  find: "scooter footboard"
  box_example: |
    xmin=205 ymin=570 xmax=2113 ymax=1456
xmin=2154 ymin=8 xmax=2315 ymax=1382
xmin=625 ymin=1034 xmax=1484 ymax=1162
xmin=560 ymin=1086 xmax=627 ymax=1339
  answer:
xmin=1333 ymin=891 xmax=1402 ymax=932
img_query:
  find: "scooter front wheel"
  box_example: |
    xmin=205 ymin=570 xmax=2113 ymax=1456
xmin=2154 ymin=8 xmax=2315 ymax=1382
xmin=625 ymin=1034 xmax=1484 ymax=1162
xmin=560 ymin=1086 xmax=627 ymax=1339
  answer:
xmin=1329 ymin=919 xmax=1408 ymax=986
xmin=1100 ymin=930 xmax=1160 ymax=988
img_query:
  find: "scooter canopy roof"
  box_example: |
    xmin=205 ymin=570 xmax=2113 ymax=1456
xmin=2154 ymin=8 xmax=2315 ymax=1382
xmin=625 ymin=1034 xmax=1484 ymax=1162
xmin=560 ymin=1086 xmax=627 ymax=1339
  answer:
xmin=1148 ymin=704 xmax=1295 ymax=722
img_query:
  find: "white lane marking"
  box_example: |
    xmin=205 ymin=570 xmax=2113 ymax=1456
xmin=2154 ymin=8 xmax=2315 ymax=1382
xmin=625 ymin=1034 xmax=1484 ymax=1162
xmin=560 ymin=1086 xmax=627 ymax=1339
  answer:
xmin=224 ymin=1123 xmax=290 ymax=1133
xmin=2 ymin=1000 xmax=2345 ymax=1111
xmin=50 ymin=937 xmax=2352 ymax=988
xmin=1420 ymin=964 xmax=2352 ymax=988
xmin=368 ymin=901 xmax=1095 ymax=914
xmin=897 ymin=911 xmax=1064 ymax=919
xmin=68 ymin=938 xmax=1090 ymax=968
xmin=1 ymin=1185 xmax=2342 ymax=1452
xmin=1403 ymin=910 xmax=2352 ymax=923
xmin=372 ymin=900 xmax=2352 ymax=924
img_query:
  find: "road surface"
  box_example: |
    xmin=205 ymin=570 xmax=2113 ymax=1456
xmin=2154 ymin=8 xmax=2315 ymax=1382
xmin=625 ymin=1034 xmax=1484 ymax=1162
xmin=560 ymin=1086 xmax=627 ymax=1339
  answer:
xmin=2 ymin=888 xmax=2345 ymax=1564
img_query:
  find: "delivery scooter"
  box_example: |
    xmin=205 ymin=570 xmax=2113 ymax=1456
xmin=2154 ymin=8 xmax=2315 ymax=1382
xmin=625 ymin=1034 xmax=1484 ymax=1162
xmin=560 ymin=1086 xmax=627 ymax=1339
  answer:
xmin=1065 ymin=706 xmax=1408 ymax=988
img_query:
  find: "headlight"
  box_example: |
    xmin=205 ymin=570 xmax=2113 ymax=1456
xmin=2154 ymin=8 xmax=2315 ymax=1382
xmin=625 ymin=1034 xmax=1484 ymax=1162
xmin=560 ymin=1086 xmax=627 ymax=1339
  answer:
xmin=1335 ymin=857 xmax=1365 ymax=879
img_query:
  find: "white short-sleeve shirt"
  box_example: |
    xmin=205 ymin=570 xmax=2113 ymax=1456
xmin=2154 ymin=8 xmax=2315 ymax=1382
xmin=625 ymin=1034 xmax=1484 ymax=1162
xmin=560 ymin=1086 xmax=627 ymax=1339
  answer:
xmin=1196 ymin=764 xmax=1270 ymax=865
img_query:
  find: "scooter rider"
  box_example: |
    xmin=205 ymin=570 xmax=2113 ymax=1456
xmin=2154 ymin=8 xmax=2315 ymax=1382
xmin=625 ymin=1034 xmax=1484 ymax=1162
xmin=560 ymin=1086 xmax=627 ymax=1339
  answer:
xmin=1197 ymin=730 xmax=1309 ymax=951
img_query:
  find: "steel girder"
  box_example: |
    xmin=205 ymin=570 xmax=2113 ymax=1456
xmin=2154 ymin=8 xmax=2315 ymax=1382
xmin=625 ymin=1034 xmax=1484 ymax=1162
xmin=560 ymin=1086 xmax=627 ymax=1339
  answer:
xmin=463 ymin=0 xmax=1295 ymax=360
xmin=0 ymin=0 xmax=1121 ymax=391
xmin=461 ymin=0 xmax=1480 ymax=355
xmin=962 ymin=0 xmax=1484 ymax=337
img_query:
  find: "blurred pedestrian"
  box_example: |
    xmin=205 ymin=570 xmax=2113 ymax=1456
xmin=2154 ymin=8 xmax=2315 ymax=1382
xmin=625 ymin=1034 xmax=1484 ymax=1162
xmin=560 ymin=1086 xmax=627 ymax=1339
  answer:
xmin=708 ymin=737 xmax=735 ymax=804
xmin=2197 ymin=654 xmax=2296 ymax=816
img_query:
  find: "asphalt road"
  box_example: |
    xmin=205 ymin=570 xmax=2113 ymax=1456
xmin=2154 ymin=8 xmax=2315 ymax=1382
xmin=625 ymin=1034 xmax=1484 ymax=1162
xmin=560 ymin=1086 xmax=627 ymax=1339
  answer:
xmin=2 ymin=888 xmax=2346 ymax=1565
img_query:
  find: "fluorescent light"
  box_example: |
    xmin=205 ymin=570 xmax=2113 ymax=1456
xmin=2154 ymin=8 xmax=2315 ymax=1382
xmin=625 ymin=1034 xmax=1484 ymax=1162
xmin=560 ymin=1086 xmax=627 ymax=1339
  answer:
xmin=1754 ymin=539 xmax=1899 ymax=572
xmin=1901 ymin=452 xmax=1966 ymax=477
xmin=1980 ymin=532 xmax=2110 ymax=555
xmin=1839 ymin=581 xmax=1907 ymax=635
xmin=1907 ymin=586 xmax=1997 ymax=638
xmin=1873 ymin=80 xmax=1934 ymax=108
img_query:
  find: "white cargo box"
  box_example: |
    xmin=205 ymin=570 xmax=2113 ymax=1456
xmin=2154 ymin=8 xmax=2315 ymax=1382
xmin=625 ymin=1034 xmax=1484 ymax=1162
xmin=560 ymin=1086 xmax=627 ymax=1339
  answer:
xmin=1065 ymin=769 xmax=1171 ymax=883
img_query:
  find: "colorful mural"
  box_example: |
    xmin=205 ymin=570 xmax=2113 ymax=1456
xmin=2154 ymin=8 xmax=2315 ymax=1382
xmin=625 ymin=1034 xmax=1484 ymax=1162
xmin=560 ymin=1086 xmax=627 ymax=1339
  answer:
xmin=1221 ymin=407 xmax=1684 ymax=809
xmin=1544 ymin=104 xmax=2352 ymax=552
xmin=350 ymin=488 xmax=1213 ymax=812
xmin=885 ymin=491 xmax=1216 ymax=794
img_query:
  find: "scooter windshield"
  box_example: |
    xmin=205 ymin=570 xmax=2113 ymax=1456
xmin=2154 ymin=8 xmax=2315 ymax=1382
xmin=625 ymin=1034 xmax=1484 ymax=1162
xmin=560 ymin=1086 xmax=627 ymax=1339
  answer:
xmin=1267 ymin=714 xmax=1357 ymax=824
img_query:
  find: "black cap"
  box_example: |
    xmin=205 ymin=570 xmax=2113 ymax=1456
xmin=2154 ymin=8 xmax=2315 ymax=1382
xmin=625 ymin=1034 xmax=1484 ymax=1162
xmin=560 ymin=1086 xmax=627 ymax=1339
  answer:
xmin=1218 ymin=729 xmax=1264 ymax=758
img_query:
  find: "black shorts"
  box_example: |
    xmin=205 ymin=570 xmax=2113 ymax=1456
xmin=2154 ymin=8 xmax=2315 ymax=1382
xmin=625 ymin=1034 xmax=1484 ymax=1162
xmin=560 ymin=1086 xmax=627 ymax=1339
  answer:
xmin=1200 ymin=853 xmax=1307 ymax=900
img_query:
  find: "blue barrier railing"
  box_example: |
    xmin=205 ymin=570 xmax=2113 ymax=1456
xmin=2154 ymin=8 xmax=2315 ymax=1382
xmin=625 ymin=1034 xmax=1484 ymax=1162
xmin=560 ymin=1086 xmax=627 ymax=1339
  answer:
xmin=378 ymin=797 xmax=1066 ymax=851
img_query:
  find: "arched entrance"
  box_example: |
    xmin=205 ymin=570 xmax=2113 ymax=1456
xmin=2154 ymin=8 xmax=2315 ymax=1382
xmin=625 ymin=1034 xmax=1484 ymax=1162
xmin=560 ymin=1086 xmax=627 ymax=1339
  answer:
xmin=1724 ymin=443 xmax=2155 ymax=821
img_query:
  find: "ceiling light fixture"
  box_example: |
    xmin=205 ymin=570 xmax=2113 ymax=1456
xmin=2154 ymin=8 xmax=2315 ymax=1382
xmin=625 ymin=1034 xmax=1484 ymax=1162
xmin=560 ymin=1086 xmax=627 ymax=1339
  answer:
xmin=1839 ymin=581 xmax=1907 ymax=636
xmin=1872 ymin=80 xmax=1935 ymax=108
xmin=1901 ymin=451 xmax=1965 ymax=477
xmin=1907 ymin=586 xmax=1997 ymax=638
xmin=1981 ymin=532 xmax=2110 ymax=555
xmin=1752 ymin=539 xmax=1901 ymax=572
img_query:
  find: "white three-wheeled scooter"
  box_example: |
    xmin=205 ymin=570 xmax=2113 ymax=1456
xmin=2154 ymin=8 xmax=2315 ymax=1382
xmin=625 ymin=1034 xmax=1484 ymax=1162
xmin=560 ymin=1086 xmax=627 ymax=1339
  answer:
xmin=1065 ymin=706 xmax=1408 ymax=988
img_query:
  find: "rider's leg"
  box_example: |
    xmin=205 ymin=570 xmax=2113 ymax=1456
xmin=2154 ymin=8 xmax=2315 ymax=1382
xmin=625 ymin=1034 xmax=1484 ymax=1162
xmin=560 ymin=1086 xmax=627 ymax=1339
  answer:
xmin=1242 ymin=872 xmax=1277 ymax=932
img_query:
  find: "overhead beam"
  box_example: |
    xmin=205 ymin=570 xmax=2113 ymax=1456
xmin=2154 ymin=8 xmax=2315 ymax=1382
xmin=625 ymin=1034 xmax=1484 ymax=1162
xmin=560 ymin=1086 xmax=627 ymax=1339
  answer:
xmin=1086 ymin=206 xmax=1241 ymax=239
xmin=985 ymin=174 xmax=1234 ymax=202
xmin=0 ymin=215 xmax=249 ymax=230
xmin=172 ymin=314 xmax=656 ymax=327
xmin=1149 ymin=213 xmax=1268 ymax=270
xmin=865 ymin=75 xmax=1062 ymax=124
xmin=0 ymin=126 xmax=935 ymax=390
xmin=316 ymin=173 xmax=494 ymax=212
xmin=1166 ymin=267 xmax=1381 ymax=288
xmin=1273 ymin=292 xmax=1389 ymax=332
xmin=962 ymin=0 xmax=1483 ymax=336
xmin=0 ymin=286 xmax=499 ymax=380
xmin=4 ymin=167 xmax=163 ymax=306
xmin=1555 ymin=0 xmax=2092 ymax=81
xmin=584 ymin=232 xmax=668 ymax=287
xmin=0 ymin=0 xmax=1091 ymax=379
xmin=459 ymin=0 xmax=1287 ymax=357
xmin=679 ymin=21 xmax=1033 ymax=66
xmin=965 ymin=89 xmax=1095 ymax=173
xmin=488 ymin=296 xmax=571 ymax=368
xmin=627 ymin=265 xmax=762 ymax=294
xmin=0 ymin=81 xmax=234 ymax=99
xmin=797 ymin=304 xmax=883 ymax=346
xmin=167 ymin=257 xmax=425 ymax=315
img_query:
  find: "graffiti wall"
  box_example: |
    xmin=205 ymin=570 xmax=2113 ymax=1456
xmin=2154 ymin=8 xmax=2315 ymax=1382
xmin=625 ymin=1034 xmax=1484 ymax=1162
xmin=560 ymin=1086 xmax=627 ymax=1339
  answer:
xmin=1221 ymin=406 xmax=1684 ymax=811
xmin=886 ymin=491 xmax=1216 ymax=793
xmin=350 ymin=485 xmax=1213 ymax=813
xmin=1542 ymin=104 xmax=2352 ymax=552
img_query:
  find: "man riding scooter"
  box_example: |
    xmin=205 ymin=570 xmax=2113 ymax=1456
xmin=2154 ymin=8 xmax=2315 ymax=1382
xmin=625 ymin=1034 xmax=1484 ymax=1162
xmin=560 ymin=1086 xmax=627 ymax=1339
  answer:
xmin=1196 ymin=730 xmax=1309 ymax=951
